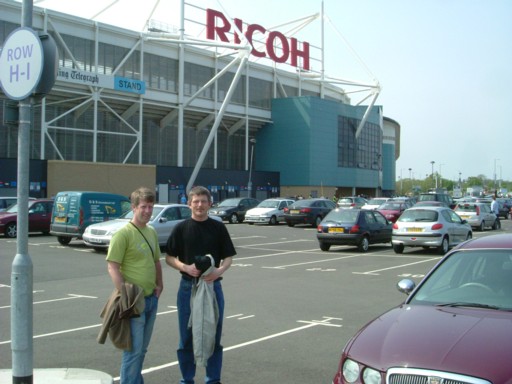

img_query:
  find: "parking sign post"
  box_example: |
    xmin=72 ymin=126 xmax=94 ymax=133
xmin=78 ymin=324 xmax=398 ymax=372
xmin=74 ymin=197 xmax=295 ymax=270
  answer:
xmin=0 ymin=1 xmax=36 ymax=383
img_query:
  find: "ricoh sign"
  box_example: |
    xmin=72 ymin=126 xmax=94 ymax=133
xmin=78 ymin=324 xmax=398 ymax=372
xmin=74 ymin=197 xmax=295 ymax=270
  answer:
xmin=206 ymin=9 xmax=310 ymax=71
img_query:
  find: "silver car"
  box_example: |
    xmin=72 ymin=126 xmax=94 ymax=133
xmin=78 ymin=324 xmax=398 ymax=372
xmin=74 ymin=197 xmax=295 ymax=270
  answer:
xmin=244 ymin=198 xmax=295 ymax=225
xmin=82 ymin=203 xmax=191 ymax=251
xmin=392 ymin=206 xmax=472 ymax=254
xmin=454 ymin=201 xmax=498 ymax=231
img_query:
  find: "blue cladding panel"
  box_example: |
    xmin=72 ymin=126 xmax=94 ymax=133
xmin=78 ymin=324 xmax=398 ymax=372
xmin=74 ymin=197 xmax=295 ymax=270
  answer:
xmin=256 ymin=96 xmax=393 ymax=190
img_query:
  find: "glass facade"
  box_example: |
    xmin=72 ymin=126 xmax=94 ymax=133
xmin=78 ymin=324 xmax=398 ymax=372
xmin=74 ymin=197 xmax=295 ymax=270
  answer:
xmin=0 ymin=19 xmax=302 ymax=169
xmin=338 ymin=116 xmax=382 ymax=170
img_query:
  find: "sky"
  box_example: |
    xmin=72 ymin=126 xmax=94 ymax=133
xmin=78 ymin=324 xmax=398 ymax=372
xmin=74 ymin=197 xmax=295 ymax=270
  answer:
xmin=27 ymin=0 xmax=512 ymax=183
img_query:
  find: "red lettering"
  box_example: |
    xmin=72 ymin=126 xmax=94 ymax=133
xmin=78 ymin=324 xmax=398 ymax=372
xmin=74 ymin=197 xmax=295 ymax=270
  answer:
xmin=266 ymin=31 xmax=289 ymax=64
xmin=290 ymin=38 xmax=310 ymax=71
xmin=205 ymin=9 xmax=310 ymax=69
xmin=246 ymin=24 xmax=266 ymax=58
xmin=206 ymin=9 xmax=230 ymax=42
xmin=233 ymin=18 xmax=243 ymax=44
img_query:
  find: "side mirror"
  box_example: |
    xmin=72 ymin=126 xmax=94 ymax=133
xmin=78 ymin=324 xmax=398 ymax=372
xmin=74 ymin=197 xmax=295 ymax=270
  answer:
xmin=397 ymin=278 xmax=416 ymax=295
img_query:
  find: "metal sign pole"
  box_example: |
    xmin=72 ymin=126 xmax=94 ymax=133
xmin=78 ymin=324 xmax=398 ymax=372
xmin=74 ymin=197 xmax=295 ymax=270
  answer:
xmin=11 ymin=1 xmax=34 ymax=383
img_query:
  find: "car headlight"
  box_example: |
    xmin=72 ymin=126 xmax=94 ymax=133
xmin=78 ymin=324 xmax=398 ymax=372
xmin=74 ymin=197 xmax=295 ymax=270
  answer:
xmin=342 ymin=359 xmax=360 ymax=383
xmin=362 ymin=367 xmax=381 ymax=384
xmin=218 ymin=210 xmax=226 ymax=215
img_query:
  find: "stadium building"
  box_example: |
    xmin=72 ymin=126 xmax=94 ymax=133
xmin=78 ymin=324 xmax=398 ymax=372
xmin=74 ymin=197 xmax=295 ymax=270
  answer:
xmin=0 ymin=0 xmax=400 ymax=202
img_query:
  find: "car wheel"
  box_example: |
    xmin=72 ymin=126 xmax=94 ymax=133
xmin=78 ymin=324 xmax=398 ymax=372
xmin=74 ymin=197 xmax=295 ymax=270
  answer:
xmin=287 ymin=222 xmax=295 ymax=227
xmin=57 ymin=236 xmax=72 ymax=245
xmin=5 ymin=222 xmax=17 ymax=238
xmin=319 ymin=242 xmax=330 ymax=251
xmin=229 ymin=213 xmax=239 ymax=224
xmin=437 ymin=236 xmax=449 ymax=255
xmin=357 ymin=236 xmax=370 ymax=252
xmin=478 ymin=221 xmax=485 ymax=231
xmin=269 ymin=216 xmax=277 ymax=225
xmin=393 ymin=243 xmax=404 ymax=254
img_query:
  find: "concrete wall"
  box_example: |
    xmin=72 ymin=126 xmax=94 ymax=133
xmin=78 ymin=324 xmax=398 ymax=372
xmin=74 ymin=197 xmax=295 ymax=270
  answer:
xmin=47 ymin=160 xmax=155 ymax=198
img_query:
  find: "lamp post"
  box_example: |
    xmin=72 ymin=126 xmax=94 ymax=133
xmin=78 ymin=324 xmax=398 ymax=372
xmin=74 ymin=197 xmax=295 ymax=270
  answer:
xmin=438 ymin=163 xmax=445 ymax=188
xmin=247 ymin=138 xmax=256 ymax=197
xmin=494 ymin=158 xmax=500 ymax=191
xmin=430 ymin=161 xmax=435 ymax=189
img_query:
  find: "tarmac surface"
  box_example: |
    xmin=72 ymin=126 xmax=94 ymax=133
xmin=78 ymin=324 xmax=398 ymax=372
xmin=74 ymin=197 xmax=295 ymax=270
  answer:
xmin=1 ymin=219 xmax=510 ymax=383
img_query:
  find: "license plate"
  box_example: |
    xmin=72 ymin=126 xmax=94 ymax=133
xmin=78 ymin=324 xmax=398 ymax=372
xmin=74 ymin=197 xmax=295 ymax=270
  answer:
xmin=290 ymin=210 xmax=300 ymax=214
xmin=54 ymin=216 xmax=66 ymax=223
xmin=406 ymin=227 xmax=423 ymax=233
xmin=328 ymin=228 xmax=344 ymax=233
xmin=460 ymin=215 xmax=469 ymax=219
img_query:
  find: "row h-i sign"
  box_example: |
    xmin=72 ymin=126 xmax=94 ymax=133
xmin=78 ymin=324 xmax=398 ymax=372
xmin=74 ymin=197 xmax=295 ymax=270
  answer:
xmin=0 ymin=27 xmax=58 ymax=101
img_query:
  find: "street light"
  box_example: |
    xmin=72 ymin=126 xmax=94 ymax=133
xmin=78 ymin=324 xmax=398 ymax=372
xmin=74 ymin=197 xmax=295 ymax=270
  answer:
xmin=494 ymin=158 xmax=500 ymax=191
xmin=438 ymin=163 xmax=445 ymax=188
xmin=247 ymin=138 xmax=256 ymax=197
xmin=430 ymin=161 xmax=435 ymax=189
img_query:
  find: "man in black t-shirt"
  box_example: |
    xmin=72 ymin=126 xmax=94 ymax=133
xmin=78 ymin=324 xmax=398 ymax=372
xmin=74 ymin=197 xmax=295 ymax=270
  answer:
xmin=166 ymin=186 xmax=236 ymax=384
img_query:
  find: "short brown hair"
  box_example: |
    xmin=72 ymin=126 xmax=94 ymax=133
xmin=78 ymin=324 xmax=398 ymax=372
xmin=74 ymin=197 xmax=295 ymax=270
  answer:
xmin=130 ymin=187 xmax=155 ymax=206
xmin=188 ymin=186 xmax=211 ymax=202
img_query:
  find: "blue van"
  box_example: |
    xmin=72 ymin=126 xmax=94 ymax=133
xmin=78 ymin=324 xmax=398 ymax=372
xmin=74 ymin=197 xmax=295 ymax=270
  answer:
xmin=50 ymin=191 xmax=131 ymax=245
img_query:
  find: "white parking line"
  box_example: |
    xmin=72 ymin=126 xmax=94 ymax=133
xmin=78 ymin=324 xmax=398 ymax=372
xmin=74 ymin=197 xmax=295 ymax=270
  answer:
xmin=353 ymin=257 xmax=440 ymax=276
xmin=122 ymin=316 xmax=342 ymax=382
xmin=0 ymin=309 xmax=177 ymax=345
xmin=0 ymin=294 xmax=97 ymax=309
xmin=263 ymin=253 xmax=362 ymax=269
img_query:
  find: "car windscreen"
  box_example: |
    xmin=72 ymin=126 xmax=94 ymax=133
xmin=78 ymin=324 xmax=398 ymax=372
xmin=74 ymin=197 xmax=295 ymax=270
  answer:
xmin=399 ymin=210 xmax=438 ymax=222
xmin=410 ymin=250 xmax=512 ymax=309
xmin=218 ymin=199 xmax=238 ymax=207
xmin=258 ymin=200 xmax=279 ymax=208
xmin=380 ymin=203 xmax=402 ymax=210
xmin=119 ymin=206 xmax=164 ymax=221
xmin=323 ymin=209 xmax=358 ymax=223
xmin=456 ymin=204 xmax=477 ymax=212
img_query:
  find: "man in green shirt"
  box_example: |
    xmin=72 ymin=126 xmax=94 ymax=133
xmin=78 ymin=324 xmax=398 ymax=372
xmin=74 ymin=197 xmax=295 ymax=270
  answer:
xmin=106 ymin=186 xmax=163 ymax=384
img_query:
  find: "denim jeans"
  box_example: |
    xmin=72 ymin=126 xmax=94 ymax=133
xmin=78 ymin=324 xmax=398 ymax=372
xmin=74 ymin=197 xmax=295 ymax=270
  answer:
xmin=177 ymin=278 xmax=224 ymax=384
xmin=120 ymin=294 xmax=158 ymax=384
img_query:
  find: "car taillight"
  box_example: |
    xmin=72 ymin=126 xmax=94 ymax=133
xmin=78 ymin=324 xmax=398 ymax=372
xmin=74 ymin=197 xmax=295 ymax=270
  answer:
xmin=475 ymin=206 xmax=480 ymax=215
xmin=284 ymin=207 xmax=289 ymax=213
xmin=79 ymin=208 xmax=84 ymax=226
xmin=431 ymin=223 xmax=443 ymax=230
xmin=392 ymin=223 xmax=399 ymax=229
xmin=301 ymin=208 xmax=312 ymax=213
xmin=349 ymin=224 xmax=360 ymax=233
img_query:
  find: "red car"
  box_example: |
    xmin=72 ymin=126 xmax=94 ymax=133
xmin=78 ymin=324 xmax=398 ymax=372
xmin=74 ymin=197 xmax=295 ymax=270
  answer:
xmin=332 ymin=233 xmax=512 ymax=384
xmin=0 ymin=199 xmax=54 ymax=238
xmin=376 ymin=201 xmax=407 ymax=223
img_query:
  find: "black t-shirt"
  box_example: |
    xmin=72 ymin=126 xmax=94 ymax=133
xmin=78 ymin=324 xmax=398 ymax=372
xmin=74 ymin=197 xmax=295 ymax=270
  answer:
xmin=166 ymin=217 xmax=236 ymax=268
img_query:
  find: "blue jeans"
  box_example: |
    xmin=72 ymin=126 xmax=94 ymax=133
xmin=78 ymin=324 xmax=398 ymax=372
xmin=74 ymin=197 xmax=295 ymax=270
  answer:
xmin=177 ymin=278 xmax=224 ymax=384
xmin=120 ymin=294 xmax=158 ymax=384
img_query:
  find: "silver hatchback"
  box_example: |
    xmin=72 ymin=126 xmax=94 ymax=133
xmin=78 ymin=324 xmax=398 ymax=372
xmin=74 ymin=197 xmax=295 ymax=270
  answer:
xmin=454 ymin=201 xmax=499 ymax=231
xmin=392 ymin=206 xmax=472 ymax=254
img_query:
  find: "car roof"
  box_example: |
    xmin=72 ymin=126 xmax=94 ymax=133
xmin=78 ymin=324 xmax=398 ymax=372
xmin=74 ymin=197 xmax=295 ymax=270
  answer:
xmin=455 ymin=233 xmax=512 ymax=250
xmin=153 ymin=203 xmax=188 ymax=208
xmin=406 ymin=206 xmax=447 ymax=212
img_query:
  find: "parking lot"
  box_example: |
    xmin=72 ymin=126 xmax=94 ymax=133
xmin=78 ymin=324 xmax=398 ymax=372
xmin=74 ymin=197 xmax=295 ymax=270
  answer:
xmin=1 ymin=219 xmax=510 ymax=383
